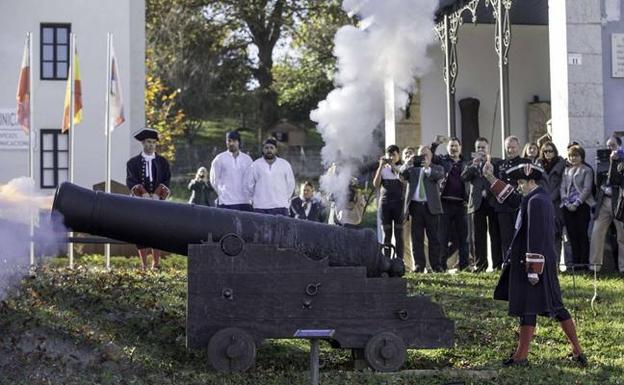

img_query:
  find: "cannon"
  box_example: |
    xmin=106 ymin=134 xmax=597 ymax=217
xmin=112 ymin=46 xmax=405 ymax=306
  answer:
xmin=52 ymin=182 xmax=454 ymax=372
xmin=52 ymin=182 xmax=402 ymax=278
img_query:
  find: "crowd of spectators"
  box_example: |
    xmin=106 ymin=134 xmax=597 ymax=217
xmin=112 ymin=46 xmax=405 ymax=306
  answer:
xmin=188 ymin=129 xmax=624 ymax=275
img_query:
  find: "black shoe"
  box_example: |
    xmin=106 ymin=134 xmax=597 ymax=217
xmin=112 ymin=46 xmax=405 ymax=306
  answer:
xmin=502 ymin=357 xmax=529 ymax=367
xmin=568 ymin=353 xmax=588 ymax=367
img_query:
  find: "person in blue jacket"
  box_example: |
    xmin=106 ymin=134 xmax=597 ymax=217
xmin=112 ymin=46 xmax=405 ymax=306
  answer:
xmin=483 ymin=157 xmax=587 ymax=367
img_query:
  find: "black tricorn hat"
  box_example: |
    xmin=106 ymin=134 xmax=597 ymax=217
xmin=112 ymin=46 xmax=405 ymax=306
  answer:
xmin=133 ymin=127 xmax=159 ymax=141
xmin=505 ymin=159 xmax=544 ymax=181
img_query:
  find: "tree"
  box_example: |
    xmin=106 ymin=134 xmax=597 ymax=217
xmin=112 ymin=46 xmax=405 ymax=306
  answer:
xmin=273 ymin=1 xmax=352 ymax=122
xmin=146 ymin=0 xmax=252 ymax=122
xmin=146 ymin=0 xmax=352 ymax=141
xmin=145 ymin=56 xmax=186 ymax=163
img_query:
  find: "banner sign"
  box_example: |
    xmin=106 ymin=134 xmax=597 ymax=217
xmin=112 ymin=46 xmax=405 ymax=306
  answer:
xmin=0 ymin=108 xmax=28 ymax=150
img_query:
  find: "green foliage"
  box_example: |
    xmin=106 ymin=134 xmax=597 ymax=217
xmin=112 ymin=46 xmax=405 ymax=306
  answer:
xmin=145 ymin=0 xmax=352 ymax=137
xmin=146 ymin=0 xmax=252 ymax=121
xmin=145 ymin=56 xmax=186 ymax=163
xmin=273 ymin=1 xmax=354 ymax=121
xmin=2 ymin=255 xmax=623 ymax=384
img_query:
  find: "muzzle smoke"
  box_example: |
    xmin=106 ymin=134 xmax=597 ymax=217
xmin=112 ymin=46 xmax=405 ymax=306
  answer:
xmin=311 ymin=0 xmax=438 ymax=203
xmin=0 ymin=177 xmax=64 ymax=300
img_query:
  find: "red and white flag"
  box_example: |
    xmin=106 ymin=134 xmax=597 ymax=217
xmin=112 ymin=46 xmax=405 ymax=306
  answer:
xmin=16 ymin=36 xmax=30 ymax=134
xmin=108 ymin=40 xmax=125 ymax=133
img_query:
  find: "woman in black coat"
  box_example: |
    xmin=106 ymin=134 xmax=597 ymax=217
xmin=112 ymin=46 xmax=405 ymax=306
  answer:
xmin=537 ymin=142 xmax=566 ymax=264
xmin=483 ymin=158 xmax=586 ymax=367
xmin=188 ymin=167 xmax=214 ymax=206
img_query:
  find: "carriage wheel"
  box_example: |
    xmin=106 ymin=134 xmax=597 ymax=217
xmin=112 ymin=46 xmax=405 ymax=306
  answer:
xmin=364 ymin=332 xmax=406 ymax=372
xmin=207 ymin=327 xmax=256 ymax=373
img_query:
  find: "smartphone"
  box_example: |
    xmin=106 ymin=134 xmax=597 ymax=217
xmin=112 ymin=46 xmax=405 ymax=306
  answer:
xmin=435 ymin=135 xmax=450 ymax=144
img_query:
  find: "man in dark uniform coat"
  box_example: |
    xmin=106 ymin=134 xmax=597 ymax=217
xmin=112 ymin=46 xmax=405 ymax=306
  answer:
xmin=491 ymin=136 xmax=525 ymax=269
xmin=126 ymin=127 xmax=171 ymax=270
xmin=289 ymin=181 xmax=325 ymax=222
xmin=482 ymin=157 xmax=586 ymax=367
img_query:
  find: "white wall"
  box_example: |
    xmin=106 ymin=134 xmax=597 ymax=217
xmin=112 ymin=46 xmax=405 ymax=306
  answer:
xmin=420 ymin=24 xmax=551 ymax=156
xmin=0 ymin=0 xmax=145 ymax=192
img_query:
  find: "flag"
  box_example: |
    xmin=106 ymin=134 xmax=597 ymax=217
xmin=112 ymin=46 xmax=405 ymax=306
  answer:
xmin=62 ymin=43 xmax=83 ymax=133
xmin=16 ymin=36 xmax=30 ymax=134
xmin=108 ymin=40 xmax=125 ymax=133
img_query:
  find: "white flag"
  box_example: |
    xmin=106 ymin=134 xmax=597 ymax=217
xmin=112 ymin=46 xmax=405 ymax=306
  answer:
xmin=108 ymin=40 xmax=125 ymax=133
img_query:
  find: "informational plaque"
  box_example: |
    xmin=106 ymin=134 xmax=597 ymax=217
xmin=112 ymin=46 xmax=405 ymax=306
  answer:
xmin=0 ymin=108 xmax=28 ymax=150
xmin=612 ymin=33 xmax=624 ymax=78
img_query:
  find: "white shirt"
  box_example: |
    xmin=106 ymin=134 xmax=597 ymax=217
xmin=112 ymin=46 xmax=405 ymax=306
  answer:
xmin=209 ymin=150 xmax=253 ymax=205
xmin=247 ymin=157 xmax=295 ymax=209
xmin=411 ymin=167 xmax=431 ymax=202
xmin=141 ymin=152 xmax=156 ymax=182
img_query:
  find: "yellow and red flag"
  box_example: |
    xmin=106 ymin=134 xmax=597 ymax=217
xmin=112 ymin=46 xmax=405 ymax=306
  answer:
xmin=62 ymin=43 xmax=83 ymax=133
xmin=16 ymin=37 xmax=30 ymax=134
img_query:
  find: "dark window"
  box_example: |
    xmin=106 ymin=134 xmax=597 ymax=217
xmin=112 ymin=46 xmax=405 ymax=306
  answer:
xmin=40 ymin=129 xmax=69 ymax=188
xmin=40 ymin=23 xmax=71 ymax=80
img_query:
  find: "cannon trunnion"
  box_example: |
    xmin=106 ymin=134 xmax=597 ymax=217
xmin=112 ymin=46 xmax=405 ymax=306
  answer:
xmin=188 ymin=240 xmax=455 ymax=372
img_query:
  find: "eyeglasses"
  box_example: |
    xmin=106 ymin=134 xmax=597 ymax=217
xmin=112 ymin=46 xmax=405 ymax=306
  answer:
xmin=543 ymin=149 xmax=554 ymax=153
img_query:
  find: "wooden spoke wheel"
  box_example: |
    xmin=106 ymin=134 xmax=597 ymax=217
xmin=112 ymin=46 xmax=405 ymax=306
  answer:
xmin=207 ymin=327 xmax=256 ymax=373
xmin=364 ymin=332 xmax=406 ymax=372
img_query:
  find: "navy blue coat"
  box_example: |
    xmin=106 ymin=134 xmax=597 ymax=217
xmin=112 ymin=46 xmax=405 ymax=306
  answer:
xmin=126 ymin=154 xmax=171 ymax=194
xmin=493 ymin=186 xmax=567 ymax=318
xmin=289 ymin=197 xmax=325 ymax=222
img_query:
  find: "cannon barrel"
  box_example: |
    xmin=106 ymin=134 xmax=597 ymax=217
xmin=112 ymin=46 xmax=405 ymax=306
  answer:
xmin=52 ymin=182 xmax=403 ymax=277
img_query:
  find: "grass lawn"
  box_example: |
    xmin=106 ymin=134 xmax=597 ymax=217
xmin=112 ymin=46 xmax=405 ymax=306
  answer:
xmin=0 ymin=254 xmax=622 ymax=385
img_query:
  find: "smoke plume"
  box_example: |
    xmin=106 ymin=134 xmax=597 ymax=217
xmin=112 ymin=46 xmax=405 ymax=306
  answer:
xmin=0 ymin=177 xmax=62 ymax=300
xmin=310 ymin=0 xmax=438 ymax=202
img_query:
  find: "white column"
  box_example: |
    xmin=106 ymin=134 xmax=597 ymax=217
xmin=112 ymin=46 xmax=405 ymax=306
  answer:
xmin=384 ymin=77 xmax=396 ymax=148
xmin=549 ymin=0 xmax=604 ymax=160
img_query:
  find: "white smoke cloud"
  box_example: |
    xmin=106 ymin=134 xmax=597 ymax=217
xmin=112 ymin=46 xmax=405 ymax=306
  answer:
xmin=0 ymin=177 xmax=61 ymax=300
xmin=311 ymin=0 xmax=438 ymax=201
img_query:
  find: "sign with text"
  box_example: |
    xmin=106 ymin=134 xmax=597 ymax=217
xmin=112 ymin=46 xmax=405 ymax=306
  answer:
xmin=612 ymin=33 xmax=624 ymax=78
xmin=0 ymin=108 xmax=28 ymax=150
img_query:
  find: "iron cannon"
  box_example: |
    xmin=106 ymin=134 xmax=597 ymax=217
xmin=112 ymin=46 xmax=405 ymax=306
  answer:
xmin=52 ymin=182 xmax=455 ymax=372
xmin=52 ymin=182 xmax=402 ymax=278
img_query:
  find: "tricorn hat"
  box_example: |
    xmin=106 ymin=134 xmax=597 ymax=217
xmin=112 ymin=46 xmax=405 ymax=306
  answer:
xmin=505 ymin=158 xmax=543 ymax=181
xmin=133 ymin=127 xmax=159 ymax=141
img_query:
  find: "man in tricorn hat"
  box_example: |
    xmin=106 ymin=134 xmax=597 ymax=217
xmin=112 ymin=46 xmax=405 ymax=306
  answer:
xmin=126 ymin=127 xmax=171 ymax=270
xmin=481 ymin=157 xmax=586 ymax=367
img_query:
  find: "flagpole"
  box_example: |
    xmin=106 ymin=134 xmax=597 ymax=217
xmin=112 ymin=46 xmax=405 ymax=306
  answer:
xmin=104 ymin=33 xmax=112 ymax=270
xmin=68 ymin=33 xmax=75 ymax=269
xmin=27 ymin=32 xmax=35 ymax=267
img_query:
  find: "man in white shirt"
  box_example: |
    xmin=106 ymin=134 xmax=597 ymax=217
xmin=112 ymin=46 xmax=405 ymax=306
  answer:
xmin=247 ymin=137 xmax=295 ymax=216
xmin=209 ymin=130 xmax=253 ymax=211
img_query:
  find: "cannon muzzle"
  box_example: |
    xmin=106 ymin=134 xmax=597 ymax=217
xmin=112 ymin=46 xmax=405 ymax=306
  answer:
xmin=52 ymin=182 xmax=403 ymax=277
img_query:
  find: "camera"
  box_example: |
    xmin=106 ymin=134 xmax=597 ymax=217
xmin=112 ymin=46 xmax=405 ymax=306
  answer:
xmin=471 ymin=152 xmax=485 ymax=160
xmin=411 ymin=155 xmax=425 ymax=166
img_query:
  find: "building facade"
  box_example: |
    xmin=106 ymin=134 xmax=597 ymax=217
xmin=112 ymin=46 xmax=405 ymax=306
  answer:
xmin=398 ymin=0 xmax=624 ymax=164
xmin=0 ymin=0 xmax=145 ymax=192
